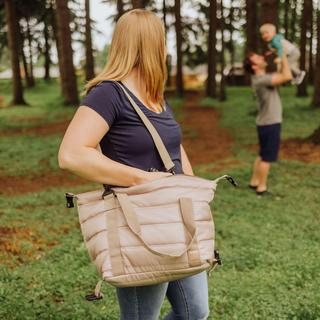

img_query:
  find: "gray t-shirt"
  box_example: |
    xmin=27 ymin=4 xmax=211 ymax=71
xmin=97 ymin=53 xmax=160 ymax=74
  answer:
xmin=251 ymin=74 xmax=282 ymax=126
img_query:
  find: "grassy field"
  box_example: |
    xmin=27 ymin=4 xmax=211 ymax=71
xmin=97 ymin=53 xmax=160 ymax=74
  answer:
xmin=0 ymin=80 xmax=319 ymax=319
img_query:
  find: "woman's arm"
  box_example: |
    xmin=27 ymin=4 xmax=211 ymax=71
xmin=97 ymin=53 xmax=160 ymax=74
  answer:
xmin=58 ymin=106 xmax=171 ymax=186
xmin=180 ymin=145 xmax=194 ymax=176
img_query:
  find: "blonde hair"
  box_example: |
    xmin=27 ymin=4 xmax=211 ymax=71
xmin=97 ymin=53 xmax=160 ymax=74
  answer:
xmin=84 ymin=9 xmax=167 ymax=106
xmin=260 ymin=23 xmax=276 ymax=34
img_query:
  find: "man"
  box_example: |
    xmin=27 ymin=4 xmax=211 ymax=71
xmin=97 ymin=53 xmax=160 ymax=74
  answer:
xmin=244 ymin=52 xmax=292 ymax=196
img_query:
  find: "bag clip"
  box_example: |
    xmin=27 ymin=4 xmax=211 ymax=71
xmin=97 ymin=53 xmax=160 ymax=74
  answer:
xmin=214 ymin=175 xmax=238 ymax=187
xmin=85 ymin=280 xmax=104 ymax=301
xmin=65 ymin=193 xmax=75 ymax=208
xmin=214 ymin=249 xmax=222 ymax=265
xmin=225 ymin=176 xmax=238 ymax=187
xmin=85 ymin=293 xmax=103 ymax=301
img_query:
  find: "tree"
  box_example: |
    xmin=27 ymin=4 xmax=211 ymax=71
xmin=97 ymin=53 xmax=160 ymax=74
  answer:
xmin=85 ymin=0 xmax=95 ymax=81
xmin=55 ymin=0 xmax=78 ymax=105
xmin=162 ymin=0 xmax=171 ymax=87
xmin=16 ymin=0 xmax=42 ymax=88
xmin=289 ymin=0 xmax=297 ymax=42
xmin=25 ymin=18 xmax=35 ymax=87
xmin=283 ymin=0 xmax=289 ymax=39
xmin=50 ymin=0 xmax=63 ymax=93
xmin=297 ymin=0 xmax=312 ymax=97
xmin=206 ymin=0 xmax=217 ymax=98
xmin=132 ymin=0 xmax=143 ymax=8
xmin=260 ymin=0 xmax=279 ymax=27
xmin=228 ymin=2 xmax=235 ymax=71
xmin=245 ymin=0 xmax=258 ymax=54
xmin=43 ymin=11 xmax=51 ymax=81
xmin=311 ymin=8 xmax=320 ymax=108
xmin=308 ymin=3 xmax=314 ymax=84
xmin=18 ymin=24 xmax=32 ymax=87
xmin=102 ymin=0 xmax=125 ymax=21
xmin=4 ymin=0 xmax=26 ymax=105
xmin=219 ymin=0 xmax=226 ymax=101
xmin=116 ymin=0 xmax=124 ymax=20
xmin=174 ymin=0 xmax=183 ymax=97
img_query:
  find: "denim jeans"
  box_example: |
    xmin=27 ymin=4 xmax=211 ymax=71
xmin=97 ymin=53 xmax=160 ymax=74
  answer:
xmin=116 ymin=271 xmax=209 ymax=320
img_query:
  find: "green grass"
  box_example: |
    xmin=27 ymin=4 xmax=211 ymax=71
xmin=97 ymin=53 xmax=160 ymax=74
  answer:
xmin=0 ymin=79 xmax=78 ymax=130
xmin=1 ymin=81 xmax=319 ymax=319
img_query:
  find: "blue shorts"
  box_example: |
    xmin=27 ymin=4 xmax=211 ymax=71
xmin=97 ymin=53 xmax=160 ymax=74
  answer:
xmin=257 ymin=123 xmax=281 ymax=162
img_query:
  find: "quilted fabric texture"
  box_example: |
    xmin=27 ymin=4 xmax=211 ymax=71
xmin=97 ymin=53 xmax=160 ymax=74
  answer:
xmin=76 ymin=174 xmax=220 ymax=287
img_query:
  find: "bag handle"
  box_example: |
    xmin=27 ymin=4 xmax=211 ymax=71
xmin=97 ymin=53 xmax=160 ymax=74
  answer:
xmin=116 ymin=193 xmax=197 ymax=258
xmin=115 ymin=82 xmax=175 ymax=172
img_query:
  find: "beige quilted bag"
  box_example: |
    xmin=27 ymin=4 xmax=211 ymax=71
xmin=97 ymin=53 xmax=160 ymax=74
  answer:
xmin=65 ymin=83 xmax=236 ymax=300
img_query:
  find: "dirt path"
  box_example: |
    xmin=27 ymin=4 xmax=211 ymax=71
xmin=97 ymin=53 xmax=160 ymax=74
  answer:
xmin=0 ymin=120 xmax=70 ymax=137
xmin=0 ymin=171 xmax=89 ymax=196
xmin=178 ymin=91 xmax=234 ymax=166
xmin=280 ymin=139 xmax=320 ymax=164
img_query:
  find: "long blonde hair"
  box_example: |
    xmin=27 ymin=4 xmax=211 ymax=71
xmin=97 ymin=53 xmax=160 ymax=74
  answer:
xmin=84 ymin=9 xmax=167 ymax=106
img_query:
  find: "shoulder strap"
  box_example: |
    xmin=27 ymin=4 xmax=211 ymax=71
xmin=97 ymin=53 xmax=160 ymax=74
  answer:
xmin=115 ymin=82 xmax=175 ymax=172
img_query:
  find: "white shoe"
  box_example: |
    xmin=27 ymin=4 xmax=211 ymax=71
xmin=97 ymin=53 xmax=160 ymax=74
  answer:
xmin=294 ymin=71 xmax=306 ymax=85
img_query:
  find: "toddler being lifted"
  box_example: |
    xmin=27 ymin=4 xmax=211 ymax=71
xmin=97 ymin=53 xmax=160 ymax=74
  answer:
xmin=260 ymin=23 xmax=305 ymax=85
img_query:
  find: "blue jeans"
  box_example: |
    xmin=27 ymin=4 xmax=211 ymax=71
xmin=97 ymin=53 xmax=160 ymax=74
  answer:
xmin=116 ymin=271 xmax=209 ymax=320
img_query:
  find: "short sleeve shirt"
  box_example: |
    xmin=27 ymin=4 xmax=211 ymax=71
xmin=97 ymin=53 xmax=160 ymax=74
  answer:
xmin=80 ymin=81 xmax=183 ymax=173
xmin=251 ymin=74 xmax=282 ymax=126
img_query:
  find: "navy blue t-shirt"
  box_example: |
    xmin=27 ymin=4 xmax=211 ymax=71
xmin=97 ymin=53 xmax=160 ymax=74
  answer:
xmin=80 ymin=81 xmax=183 ymax=173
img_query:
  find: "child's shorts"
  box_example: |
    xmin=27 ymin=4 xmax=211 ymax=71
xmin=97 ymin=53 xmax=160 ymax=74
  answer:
xmin=257 ymin=123 xmax=281 ymax=162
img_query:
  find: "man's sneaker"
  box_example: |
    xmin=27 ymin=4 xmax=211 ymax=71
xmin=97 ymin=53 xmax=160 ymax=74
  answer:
xmin=294 ymin=71 xmax=306 ymax=85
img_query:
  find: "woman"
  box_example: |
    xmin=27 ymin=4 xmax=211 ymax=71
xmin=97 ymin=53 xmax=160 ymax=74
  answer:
xmin=58 ymin=9 xmax=209 ymax=320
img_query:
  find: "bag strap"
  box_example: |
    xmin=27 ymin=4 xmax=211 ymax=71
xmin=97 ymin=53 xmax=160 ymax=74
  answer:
xmin=115 ymin=82 xmax=175 ymax=172
xmin=116 ymin=193 xmax=198 ymax=258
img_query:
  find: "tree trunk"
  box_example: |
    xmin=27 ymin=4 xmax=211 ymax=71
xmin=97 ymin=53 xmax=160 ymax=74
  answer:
xmin=229 ymin=3 xmax=235 ymax=85
xmin=85 ymin=0 xmax=95 ymax=81
xmin=283 ymin=0 xmax=289 ymax=40
xmin=174 ymin=0 xmax=184 ymax=97
xmin=18 ymin=24 xmax=32 ymax=87
xmin=297 ymin=0 xmax=312 ymax=97
xmin=308 ymin=3 xmax=314 ymax=84
xmin=311 ymin=9 xmax=320 ymax=108
xmin=219 ymin=0 xmax=226 ymax=101
xmin=55 ymin=0 xmax=78 ymax=105
xmin=206 ymin=0 xmax=217 ymax=98
xmin=116 ymin=0 xmax=124 ymax=20
xmin=310 ymin=127 xmax=320 ymax=144
xmin=50 ymin=0 xmax=63 ymax=93
xmin=132 ymin=0 xmax=143 ymax=8
xmin=163 ymin=0 xmax=171 ymax=87
xmin=43 ymin=16 xmax=51 ymax=81
xmin=245 ymin=0 xmax=258 ymax=54
xmin=290 ymin=0 xmax=297 ymax=42
xmin=26 ymin=18 xmax=35 ymax=87
xmin=4 ymin=0 xmax=26 ymax=105
xmin=20 ymin=45 xmax=30 ymax=86
xmin=260 ymin=0 xmax=279 ymax=27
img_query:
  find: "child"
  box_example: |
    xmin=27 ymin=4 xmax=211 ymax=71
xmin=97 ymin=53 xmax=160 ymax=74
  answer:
xmin=260 ymin=23 xmax=305 ymax=85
